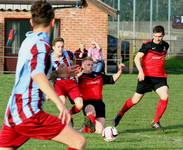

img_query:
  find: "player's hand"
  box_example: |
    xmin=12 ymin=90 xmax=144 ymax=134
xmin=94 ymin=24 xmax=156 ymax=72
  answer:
xmin=73 ymin=65 xmax=82 ymax=75
xmin=118 ymin=63 xmax=125 ymax=72
xmin=138 ymin=71 xmax=145 ymax=81
xmin=58 ymin=106 xmax=71 ymax=124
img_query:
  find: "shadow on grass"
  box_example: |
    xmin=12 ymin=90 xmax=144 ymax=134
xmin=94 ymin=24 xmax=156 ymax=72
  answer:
xmin=118 ymin=124 xmax=183 ymax=134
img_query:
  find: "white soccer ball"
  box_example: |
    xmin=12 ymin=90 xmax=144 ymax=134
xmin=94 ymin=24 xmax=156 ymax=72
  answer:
xmin=102 ymin=126 xmax=118 ymax=142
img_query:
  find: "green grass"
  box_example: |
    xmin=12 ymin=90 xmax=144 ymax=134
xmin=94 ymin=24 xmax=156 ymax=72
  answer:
xmin=165 ymin=56 xmax=183 ymax=74
xmin=0 ymin=73 xmax=183 ymax=150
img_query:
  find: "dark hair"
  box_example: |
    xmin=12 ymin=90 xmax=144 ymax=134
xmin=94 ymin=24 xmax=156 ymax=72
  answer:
xmin=153 ymin=25 xmax=165 ymax=35
xmin=52 ymin=37 xmax=64 ymax=46
xmin=31 ymin=0 xmax=54 ymax=27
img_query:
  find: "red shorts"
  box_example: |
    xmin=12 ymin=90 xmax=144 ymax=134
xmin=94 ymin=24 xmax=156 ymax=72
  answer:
xmin=54 ymin=79 xmax=82 ymax=102
xmin=0 ymin=111 xmax=66 ymax=148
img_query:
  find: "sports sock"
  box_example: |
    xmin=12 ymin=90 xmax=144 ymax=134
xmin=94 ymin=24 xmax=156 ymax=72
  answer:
xmin=118 ymin=98 xmax=135 ymax=117
xmin=82 ymin=126 xmax=93 ymax=133
xmin=69 ymin=105 xmax=81 ymax=115
xmin=87 ymin=114 xmax=96 ymax=125
xmin=153 ymin=99 xmax=168 ymax=123
xmin=67 ymin=147 xmax=79 ymax=150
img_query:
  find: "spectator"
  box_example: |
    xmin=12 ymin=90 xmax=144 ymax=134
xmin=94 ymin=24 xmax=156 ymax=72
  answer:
xmin=88 ymin=41 xmax=104 ymax=73
xmin=74 ymin=42 xmax=88 ymax=66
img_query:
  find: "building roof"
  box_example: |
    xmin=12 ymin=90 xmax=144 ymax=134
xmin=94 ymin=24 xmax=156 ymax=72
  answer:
xmin=0 ymin=0 xmax=117 ymax=17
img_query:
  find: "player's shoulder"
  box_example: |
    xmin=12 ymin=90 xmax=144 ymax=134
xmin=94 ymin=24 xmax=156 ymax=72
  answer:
xmin=143 ymin=39 xmax=153 ymax=45
xmin=162 ymin=40 xmax=169 ymax=48
xmin=80 ymin=72 xmax=102 ymax=79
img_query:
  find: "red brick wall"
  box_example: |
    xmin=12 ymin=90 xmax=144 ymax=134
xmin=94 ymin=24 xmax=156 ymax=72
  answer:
xmin=0 ymin=2 xmax=109 ymax=72
xmin=0 ymin=23 xmax=4 ymax=72
xmin=55 ymin=1 xmax=108 ymax=63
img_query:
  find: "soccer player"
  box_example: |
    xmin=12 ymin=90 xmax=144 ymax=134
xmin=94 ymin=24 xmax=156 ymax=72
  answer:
xmin=113 ymin=25 xmax=169 ymax=130
xmin=78 ymin=57 xmax=125 ymax=134
xmin=0 ymin=1 xmax=86 ymax=150
xmin=51 ymin=37 xmax=83 ymax=120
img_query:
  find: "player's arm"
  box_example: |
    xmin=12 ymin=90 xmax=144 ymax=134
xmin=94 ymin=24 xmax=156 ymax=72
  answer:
xmin=94 ymin=41 xmax=100 ymax=49
xmin=32 ymin=73 xmax=70 ymax=124
xmin=134 ymin=52 xmax=145 ymax=81
xmin=112 ymin=63 xmax=125 ymax=82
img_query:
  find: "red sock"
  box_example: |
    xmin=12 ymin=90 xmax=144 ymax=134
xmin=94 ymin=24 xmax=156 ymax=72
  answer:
xmin=87 ymin=114 xmax=96 ymax=125
xmin=118 ymin=98 xmax=135 ymax=117
xmin=82 ymin=126 xmax=93 ymax=133
xmin=69 ymin=105 xmax=81 ymax=115
xmin=153 ymin=99 xmax=168 ymax=123
xmin=67 ymin=147 xmax=79 ymax=150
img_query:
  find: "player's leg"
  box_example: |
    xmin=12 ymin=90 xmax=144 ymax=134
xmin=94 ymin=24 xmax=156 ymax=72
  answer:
xmin=113 ymin=78 xmax=152 ymax=127
xmin=51 ymin=125 xmax=86 ymax=150
xmin=68 ymin=81 xmax=83 ymax=115
xmin=54 ymin=80 xmax=67 ymax=105
xmin=70 ymin=97 xmax=83 ymax=115
xmin=59 ymin=95 xmax=67 ymax=104
xmin=82 ymin=104 xmax=96 ymax=133
xmin=113 ymin=92 xmax=144 ymax=127
xmin=69 ymin=97 xmax=83 ymax=127
xmin=0 ymin=148 xmax=16 ymax=150
xmin=0 ymin=124 xmax=29 ymax=150
xmin=95 ymin=117 xmax=105 ymax=134
xmin=151 ymin=85 xmax=168 ymax=129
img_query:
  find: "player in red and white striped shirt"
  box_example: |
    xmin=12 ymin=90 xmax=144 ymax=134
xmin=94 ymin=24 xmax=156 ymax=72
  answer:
xmin=0 ymin=1 xmax=85 ymax=150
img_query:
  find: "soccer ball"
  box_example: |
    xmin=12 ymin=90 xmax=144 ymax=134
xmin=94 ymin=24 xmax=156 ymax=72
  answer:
xmin=102 ymin=126 xmax=118 ymax=142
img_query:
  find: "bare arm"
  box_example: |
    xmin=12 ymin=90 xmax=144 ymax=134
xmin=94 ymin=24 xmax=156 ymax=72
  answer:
xmin=134 ymin=52 xmax=145 ymax=81
xmin=112 ymin=63 xmax=125 ymax=82
xmin=32 ymin=73 xmax=70 ymax=124
xmin=96 ymin=43 xmax=100 ymax=49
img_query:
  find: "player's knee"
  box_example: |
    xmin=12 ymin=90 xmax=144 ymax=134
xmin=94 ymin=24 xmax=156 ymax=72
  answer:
xmin=131 ymin=98 xmax=140 ymax=104
xmin=75 ymin=103 xmax=83 ymax=111
xmin=80 ymin=136 xmax=87 ymax=148
xmin=74 ymin=98 xmax=83 ymax=110
xmin=161 ymin=97 xmax=168 ymax=101
xmin=85 ymin=105 xmax=96 ymax=116
xmin=75 ymin=136 xmax=86 ymax=149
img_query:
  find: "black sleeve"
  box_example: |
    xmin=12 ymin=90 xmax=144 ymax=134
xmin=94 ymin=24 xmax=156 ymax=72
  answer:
xmin=102 ymin=74 xmax=115 ymax=84
xmin=165 ymin=41 xmax=169 ymax=50
xmin=139 ymin=43 xmax=149 ymax=54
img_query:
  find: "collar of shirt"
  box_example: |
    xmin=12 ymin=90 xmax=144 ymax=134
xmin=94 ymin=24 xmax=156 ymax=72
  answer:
xmin=26 ymin=31 xmax=50 ymax=43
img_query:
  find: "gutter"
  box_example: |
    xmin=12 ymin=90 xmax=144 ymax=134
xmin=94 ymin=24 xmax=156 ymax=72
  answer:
xmin=0 ymin=0 xmax=83 ymax=6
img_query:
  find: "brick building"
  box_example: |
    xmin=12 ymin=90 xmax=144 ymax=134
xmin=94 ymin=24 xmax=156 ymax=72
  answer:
xmin=0 ymin=0 xmax=116 ymax=73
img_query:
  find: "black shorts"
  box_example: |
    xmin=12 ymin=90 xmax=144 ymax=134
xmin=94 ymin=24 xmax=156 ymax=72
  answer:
xmin=82 ymin=100 xmax=105 ymax=118
xmin=136 ymin=76 xmax=168 ymax=94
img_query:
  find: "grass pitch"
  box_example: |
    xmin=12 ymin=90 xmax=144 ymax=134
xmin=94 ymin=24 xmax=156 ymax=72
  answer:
xmin=0 ymin=73 xmax=183 ymax=150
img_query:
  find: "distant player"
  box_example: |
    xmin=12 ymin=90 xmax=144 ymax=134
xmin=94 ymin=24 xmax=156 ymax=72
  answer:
xmin=50 ymin=37 xmax=83 ymax=121
xmin=78 ymin=57 xmax=125 ymax=134
xmin=113 ymin=25 xmax=169 ymax=131
xmin=0 ymin=1 xmax=86 ymax=150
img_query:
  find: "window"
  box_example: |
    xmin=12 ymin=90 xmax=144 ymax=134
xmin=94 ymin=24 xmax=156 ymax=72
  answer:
xmin=4 ymin=19 xmax=60 ymax=72
xmin=5 ymin=19 xmax=30 ymax=55
xmin=5 ymin=19 xmax=60 ymax=55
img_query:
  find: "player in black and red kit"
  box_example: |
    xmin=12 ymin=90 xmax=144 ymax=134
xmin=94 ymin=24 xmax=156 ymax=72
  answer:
xmin=113 ymin=25 xmax=169 ymax=130
xmin=78 ymin=57 xmax=125 ymax=134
